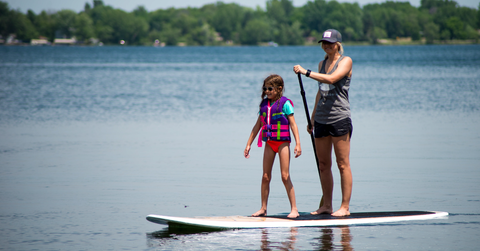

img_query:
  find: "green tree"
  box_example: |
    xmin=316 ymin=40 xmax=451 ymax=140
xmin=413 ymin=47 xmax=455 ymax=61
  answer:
xmin=419 ymin=0 xmax=478 ymax=41
xmin=445 ymin=16 xmax=465 ymax=39
xmin=0 ymin=2 xmax=38 ymax=41
xmin=74 ymin=12 xmax=94 ymax=41
xmin=52 ymin=10 xmax=77 ymax=38
xmin=149 ymin=8 xmax=176 ymax=31
xmin=266 ymin=0 xmax=293 ymax=25
xmin=276 ymin=21 xmax=304 ymax=45
xmin=423 ymin=21 xmax=440 ymax=43
xmin=88 ymin=5 xmax=148 ymax=45
xmin=302 ymin=0 xmax=329 ymax=35
xmin=26 ymin=9 xmax=36 ymax=24
xmin=301 ymin=0 xmax=363 ymax=42
xmin=266 ymin=0 xmax=306 ymax=45
xmin=173 ymin=10 xmax=201 ymax=36
xmin=464 ymin=24 xmax=478 ymax=40
xmin=477 ymin=3 xmax=480 ymax=28
xmin=189 ymin=23 xmax=219 ymax=45
xmin=84 ymin=2 xmax=91 ymax=12
xmin=13 ymin=12 xmax=38 ymax=41
xmin=148 ymin=8 xmax=179 ymax=45
xmin=240 ymin=17 xmax=272 ymax=45
xmin=133 ymin=6 xmax=149 ymax=22
xmin=0 ymin=1 xmax=11 ymax=38
xmin=340 ymin=3 xmax=364 ymax=41
xmin=33 ymin=11 xmax=56 ymax=40
xmin=1 ymin=0 xmax=478 ymax=46
xmin=205 ymin=2 xmax=247 ymax=43
xmin=93 ymin=0 xmax=104 ymax=8
xmin=157 ymin=23 xmax=182 ymax=45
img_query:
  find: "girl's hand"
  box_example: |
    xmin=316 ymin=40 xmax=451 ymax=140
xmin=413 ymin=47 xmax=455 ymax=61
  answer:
xmin=244 ymin=145 xmax=251 ymax=159
xmin=294 ymin=145 xmax=302 ymax=158
xmin=293 ymin=65 xmax=306 ymax=75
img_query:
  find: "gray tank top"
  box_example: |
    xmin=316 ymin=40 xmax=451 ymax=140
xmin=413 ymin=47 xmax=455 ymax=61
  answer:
xmin=314 ymin=55 xmax=351 ymax=124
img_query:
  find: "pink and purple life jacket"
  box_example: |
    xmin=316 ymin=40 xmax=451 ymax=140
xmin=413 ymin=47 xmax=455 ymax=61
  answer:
xmin=257 ymin=96 xmax=293 ymax=147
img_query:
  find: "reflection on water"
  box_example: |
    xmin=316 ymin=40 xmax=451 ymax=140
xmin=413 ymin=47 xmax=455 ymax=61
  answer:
xmin=146 ymin=227 xmax=224 ymax=248
xmin=146 ymin=226 xmax=353 ymax=251
xmin=260 ymin=228 xmax=298 ymax=250
xmin=147 ymin=226 xmax=223 ymax=238
xmin=314 ymin=227 xmax=354 ymax=251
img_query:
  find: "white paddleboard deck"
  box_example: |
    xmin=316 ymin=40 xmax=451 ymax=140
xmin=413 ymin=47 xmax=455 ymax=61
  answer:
xmin=147 ymin=211 xmax=448 ymax=229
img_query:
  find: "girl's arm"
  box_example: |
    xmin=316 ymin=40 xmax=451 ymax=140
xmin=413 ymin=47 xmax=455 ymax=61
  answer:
xmin=293 ymin=56 xmax=352 ymax=85
xmin=287 ymin=115 xmax=302 ymax=158
xmin=244 ymin=116 xmax=262 ymax=159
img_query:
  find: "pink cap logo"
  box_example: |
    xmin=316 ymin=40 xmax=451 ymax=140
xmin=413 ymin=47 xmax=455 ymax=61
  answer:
xmin=324 ymin=31 xmax=332 ymax=38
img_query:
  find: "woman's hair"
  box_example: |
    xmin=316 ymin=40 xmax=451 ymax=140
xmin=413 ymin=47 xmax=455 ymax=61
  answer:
xmin=261 ymin=74 xmax=284 ymax=102
xmin=322 ymin=41 xmax=344 ymax=59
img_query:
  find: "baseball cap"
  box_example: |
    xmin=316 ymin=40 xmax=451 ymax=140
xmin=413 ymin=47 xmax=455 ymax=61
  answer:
xmin=318 ymin=29 xmax=342 ymax=43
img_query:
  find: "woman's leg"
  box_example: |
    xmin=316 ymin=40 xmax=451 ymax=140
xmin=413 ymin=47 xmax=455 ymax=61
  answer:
xmin=331 ymin=133 xmax=352 ymax=216
xmin=311 ymin=136 xmax=334 ymax=215
xmin=252 ymin=143 xmax=276 ymax=217
xmin=277 ymin=143 xmax=299 ymax=218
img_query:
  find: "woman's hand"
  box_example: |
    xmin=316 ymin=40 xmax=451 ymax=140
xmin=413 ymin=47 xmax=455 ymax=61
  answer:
xmin=307 ymin=125 xmax=314 ymax=134
xmin=293 ymin=65 xmax=306 ymax=75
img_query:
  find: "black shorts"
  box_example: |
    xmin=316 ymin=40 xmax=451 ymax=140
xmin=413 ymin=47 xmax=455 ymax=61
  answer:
xmin=314 ymin=117 xmax=353 ymax=138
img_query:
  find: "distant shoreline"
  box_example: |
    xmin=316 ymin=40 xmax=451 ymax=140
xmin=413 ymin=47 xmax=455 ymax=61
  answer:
xmin=2 ymin=38 xmax=479 ymax=47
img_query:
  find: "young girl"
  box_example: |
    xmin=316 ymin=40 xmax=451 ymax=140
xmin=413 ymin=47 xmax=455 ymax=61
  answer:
xmin=244 ymin=74 xmax=302 ymax=218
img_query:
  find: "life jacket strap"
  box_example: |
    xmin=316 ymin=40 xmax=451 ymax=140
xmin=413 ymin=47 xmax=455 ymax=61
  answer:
xmin=262 ymin=124 xmax=289 ymax=130
xmin=261 ymin=131 xmax=290 ymax=138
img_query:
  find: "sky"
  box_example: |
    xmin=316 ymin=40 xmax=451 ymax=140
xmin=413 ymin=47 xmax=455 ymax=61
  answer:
xmin=3 ymin=0 xmax=478 ymax=14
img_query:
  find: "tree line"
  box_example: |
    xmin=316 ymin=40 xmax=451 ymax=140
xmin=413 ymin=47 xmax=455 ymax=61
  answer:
xmin=0 ymin=0 xmax=478 ymax=45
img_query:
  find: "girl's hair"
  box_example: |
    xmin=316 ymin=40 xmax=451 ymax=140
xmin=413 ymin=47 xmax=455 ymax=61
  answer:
xmin=322 ymin=41 xmax=344 ymax=59
xmin=261 ymin=74 xmax=284 ymax=102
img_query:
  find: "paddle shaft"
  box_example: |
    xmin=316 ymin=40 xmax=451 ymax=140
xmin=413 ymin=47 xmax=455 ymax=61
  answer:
xmin=297 ymin=73 xmax=324 ymax=207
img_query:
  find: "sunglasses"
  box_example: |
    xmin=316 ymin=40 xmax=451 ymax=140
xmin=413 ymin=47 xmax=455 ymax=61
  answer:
xmin=263 ymin=87 xmax=275 ymax=92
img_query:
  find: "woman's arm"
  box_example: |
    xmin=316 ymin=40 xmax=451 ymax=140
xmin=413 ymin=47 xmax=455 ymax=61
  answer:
xmin=294 ymin=56 xmax=352 ymax=85
xmin=310 ymin=57 xmax=352 ymax=84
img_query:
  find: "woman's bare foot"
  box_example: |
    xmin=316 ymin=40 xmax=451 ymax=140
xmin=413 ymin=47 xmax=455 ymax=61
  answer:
xmin=287 ymin=210 xmax=299 ymax=218
xmin=252 ymin=209 xmax=267 ymax=217
xmin=331 ymin=207 xmax=350 ymax=217
xmin=310 ymin=205 xmax=333 ymax=215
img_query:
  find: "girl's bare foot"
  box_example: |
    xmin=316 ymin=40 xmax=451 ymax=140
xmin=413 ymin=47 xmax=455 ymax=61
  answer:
xmin=287 ymin=210 xmax=299 ymax=218
xmin=310 ymin=205 xmax=332 ymax=215
xmin=252 ymin=209 xmax=267 ymax=217
xmin=331 ymin=207 xmax=350 ymax=217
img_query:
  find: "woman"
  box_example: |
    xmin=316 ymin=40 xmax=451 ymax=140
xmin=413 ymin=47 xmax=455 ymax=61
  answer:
xmin=293 ymin=29 xmax=353 ymax=217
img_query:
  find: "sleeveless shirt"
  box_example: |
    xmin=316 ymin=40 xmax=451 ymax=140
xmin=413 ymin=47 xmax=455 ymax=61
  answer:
xmin=314 ymin=55 xmax=351 ymax=124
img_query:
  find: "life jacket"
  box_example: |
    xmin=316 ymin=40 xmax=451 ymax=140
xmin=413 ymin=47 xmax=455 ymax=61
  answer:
xmin=257 ymin=96 xmax=293 ymax=147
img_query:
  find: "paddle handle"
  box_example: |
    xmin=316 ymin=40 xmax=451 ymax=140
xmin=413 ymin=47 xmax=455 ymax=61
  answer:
xmin=297 ymin=73 xmax=319 ymax=168
xmin=297 ymin=73 xmax=324 ymax=208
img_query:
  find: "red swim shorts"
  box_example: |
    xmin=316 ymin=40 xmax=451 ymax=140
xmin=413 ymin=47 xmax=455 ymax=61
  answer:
xmin=266 ymin=141 xmax=290 ymax=153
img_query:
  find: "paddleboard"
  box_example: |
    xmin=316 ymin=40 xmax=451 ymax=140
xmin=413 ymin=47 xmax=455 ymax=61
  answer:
xmin=146 ymin=211 xmax=448 ymax=229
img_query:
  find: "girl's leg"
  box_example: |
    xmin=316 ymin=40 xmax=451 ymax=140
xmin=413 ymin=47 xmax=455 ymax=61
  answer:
xmin=277 ymin=143 xmax=299 ymax=218
xmin=311 ymin=136 xmax=334 ymax=215
xmin=252 ymin=143 xmax=276 ymax=217
xmin=331 ymin=133 xmax=352 ymax=216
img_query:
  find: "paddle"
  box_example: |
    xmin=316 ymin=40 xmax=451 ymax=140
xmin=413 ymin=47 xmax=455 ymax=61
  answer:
xmin=297 ymin=73 xmax=324 ymax=208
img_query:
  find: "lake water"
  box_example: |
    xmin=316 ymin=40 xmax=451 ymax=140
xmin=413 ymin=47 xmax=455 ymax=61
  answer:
xmin=0 ymin=45 xmax=479 ymax=250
